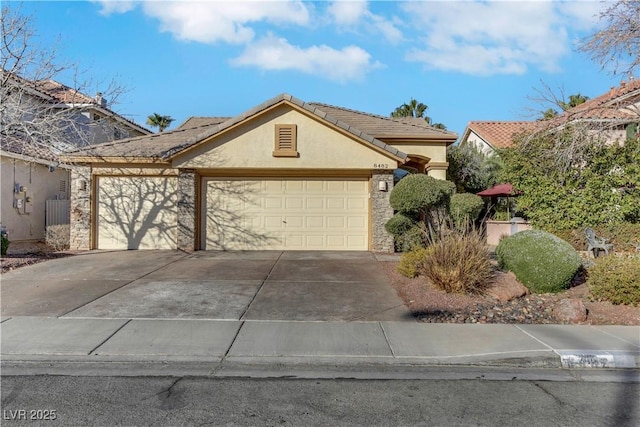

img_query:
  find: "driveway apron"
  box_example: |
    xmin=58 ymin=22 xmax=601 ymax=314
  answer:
xmin=1 ymin=250 xmax=413 ymax=322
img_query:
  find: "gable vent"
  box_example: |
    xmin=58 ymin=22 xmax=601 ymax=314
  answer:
xmin=273 ymin=124 xmax=298 ymax=157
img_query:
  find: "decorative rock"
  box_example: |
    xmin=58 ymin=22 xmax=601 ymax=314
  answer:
xmin=553 ymin=298 xmax=588 ymax=324
xmin=486 ymin=272 xmax=529 ymax=303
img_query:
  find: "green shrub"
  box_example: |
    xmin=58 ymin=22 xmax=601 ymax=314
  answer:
xmin=450 ymin=193 xmax=484 ymax=229
xmin=385 ymin=213 xmax=417 ymax=237
xmin=496 ymin=229 xmax=581 ymax=293
xmin=396 ymin=225 xmax=427 ymax=252
xmin=397 ymin=247 xmax=430 ymax=278
xmin=389 ymin=174 xmax=455 ymax=217
xmin=550 ymin=223 xmax=640 ymax=252
xmin=422 ymin=230 xmax=493 ymax=294
xmin=1 ymin=232 xmax=9 ymax=256
xmin=588 ymin=255 xmax=640 ymax=306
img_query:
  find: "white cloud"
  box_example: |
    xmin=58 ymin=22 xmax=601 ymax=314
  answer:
xmin=231 ymin=33 xmax=382 ymax=82
xmin=94 ymin=0 xmax=311 ymax=44
xmin=327 ymin=0 xmax=369 ymax=26
xmin=93 ymin=0 xmax=136 ymax=15
xmin=327 ymin=0 xmax=403 ymax=44
xmin=402 ymin=0 xmax=605 ymax=76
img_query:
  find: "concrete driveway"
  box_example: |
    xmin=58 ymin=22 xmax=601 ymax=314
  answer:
xmin=1 ymin=251 xmax=413 ymax=322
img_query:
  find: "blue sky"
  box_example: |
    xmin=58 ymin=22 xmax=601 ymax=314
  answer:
xmin=16 ymin=0 xmax=625 ymax=138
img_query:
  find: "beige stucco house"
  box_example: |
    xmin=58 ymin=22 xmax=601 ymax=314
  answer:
xmin=64 ymin=94 xmax=457 ymax=252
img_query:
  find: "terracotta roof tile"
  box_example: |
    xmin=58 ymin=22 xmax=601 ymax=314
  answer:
xmin=557 ymin=78 xmax=640 ymax=122
xmin=464 ymin=121 xmax=537 ymax=149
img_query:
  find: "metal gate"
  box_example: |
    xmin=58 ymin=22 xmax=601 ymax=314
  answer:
xmin=45 ymin=199 xmax=70 ymax=226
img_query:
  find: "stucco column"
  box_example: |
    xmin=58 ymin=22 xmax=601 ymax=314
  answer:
xmin=69 ymin=165 xmax=92 ymax=250
xmin=372 ymin=170 xmax=395 ymax=253
xmin=177 ymin=169 xmax=197 ymax=251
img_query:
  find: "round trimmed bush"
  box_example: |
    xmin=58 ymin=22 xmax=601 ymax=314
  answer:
xmin=385 ymin=213 xmax=417 ymax=237
xmin=390 ymin=174 xmax=455 ymax=216
xmin=496 ymin=229 xmax=582 ymax=293
xmin=450 ymin=193 xmax=484 ymax=229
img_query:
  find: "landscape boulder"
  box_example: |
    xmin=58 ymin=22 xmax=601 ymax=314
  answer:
xmin=553 ymin=298 xmax=588 ymax=324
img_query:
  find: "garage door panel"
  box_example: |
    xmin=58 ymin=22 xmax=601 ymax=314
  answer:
xmin=203 ymin=178 xmax=368 ymax=250
xmin=97 ymin=176 xmax=177 ymax=250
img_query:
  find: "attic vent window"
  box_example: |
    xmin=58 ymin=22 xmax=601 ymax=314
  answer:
xmin=273 ymin=124 xmax=298 ymax=157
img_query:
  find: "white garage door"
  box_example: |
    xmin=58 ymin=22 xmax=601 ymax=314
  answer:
xmin=202 ymin=178 xmax=369 ymax=250
xmin=96 ymin=176 xmax=178 ymax=249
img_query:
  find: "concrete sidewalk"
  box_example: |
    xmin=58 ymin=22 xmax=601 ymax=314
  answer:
xmin=1 ymin=316 xmax=638 ymax=374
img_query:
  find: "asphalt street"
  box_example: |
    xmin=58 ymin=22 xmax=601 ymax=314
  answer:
xmin=1 ymin=375 xmax=639 ymax=426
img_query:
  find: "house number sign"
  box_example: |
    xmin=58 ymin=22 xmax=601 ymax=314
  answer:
xmin=373 ymin=163 xmax=390 ymax=169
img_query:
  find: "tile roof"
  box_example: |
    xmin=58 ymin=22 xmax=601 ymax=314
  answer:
xmin=463 ymin=121 xmax=537 ymax=149
xmin=1 ymin=135 xmax=60 ymax=163
xmin=308 ymin=102 xmax=458 ymax=140
xmin=36 ymin=79 xmax=96 ymax=104
xmin=177 ymin=117 xmax=231 ymax=129
xmin=65 ymin=94 xmax=421 ymax=162
xmin=556 ymin=78 xmax=640 ymax=122
xmin=2 ymin=72 xmax=151 ymax=134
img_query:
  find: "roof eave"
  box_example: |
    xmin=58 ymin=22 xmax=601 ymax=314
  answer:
xmin=60 ymin=155 xmax=170 ymax=164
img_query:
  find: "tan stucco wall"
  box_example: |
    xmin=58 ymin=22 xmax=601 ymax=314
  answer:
xmin=172 ymin=106 xmax=399 ymax=170
xmin=1 ymin=155 xmax=71 ymax=241
xmin=387 ymin=141 xmax=448 ymax=163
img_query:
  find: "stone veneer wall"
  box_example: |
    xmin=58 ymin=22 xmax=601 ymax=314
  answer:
xmin=371 ymin=170 xmax=395 ymax=253
xmin=177 ymin=169 xmax=197 ymax=251
xmin=69 ymin=166 xmax=92 ymax=250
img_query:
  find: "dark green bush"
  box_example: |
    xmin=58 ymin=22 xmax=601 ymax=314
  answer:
xmin=422 ymin=229 xmax=493 ymax=294
xmin=385 ymin=213 xmax=417 ymax=237
xmin=450 ymin=193 xmax=484 ymax=229
xmin=587 ymin=255 xmax=640 ymax=306
xmin=496 ymin=229 xmax=582 ymax=293
xmin=389 ymin=174 xmax=455 ymax=217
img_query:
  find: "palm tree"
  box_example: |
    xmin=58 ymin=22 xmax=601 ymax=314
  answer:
xmin=146 ymin=113 xmax=175 ymax=133
xmin=391 ymin=98 xmax=447 ymax=129
xmin=559 ymin=93 xmax=589 ymax=111
xmin=391 ymin=98 xmax=429 ymax=120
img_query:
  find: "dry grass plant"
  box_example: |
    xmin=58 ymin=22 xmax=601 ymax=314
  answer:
xmin=422 ymin=228 xmax=494 ymax=294
xmin=45 ymin=224 xmax=70 ymax=252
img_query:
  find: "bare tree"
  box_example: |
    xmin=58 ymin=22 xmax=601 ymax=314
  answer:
xmin=1 ymin=4 xmax=130 ymax=157
xmin=579 ymin=0 xmax=640 ymax=77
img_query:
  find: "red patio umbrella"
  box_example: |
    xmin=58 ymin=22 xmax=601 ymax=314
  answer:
xmin=476 ymin=183 xmax=520 ymax=197
xmin=476 ymin=183 xmax=521 ymax=218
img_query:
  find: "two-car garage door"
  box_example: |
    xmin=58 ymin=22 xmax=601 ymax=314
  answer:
xmin=96 ymin=176 xmax=370 ymax=251
xmin=202 ymin=178 xmax=369 ymax=250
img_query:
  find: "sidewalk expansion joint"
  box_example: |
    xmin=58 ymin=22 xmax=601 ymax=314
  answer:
xmin=378 ymin=322 xmax=396 ymax=357
xmin=88 ymin=319 xmax=132 ymax=355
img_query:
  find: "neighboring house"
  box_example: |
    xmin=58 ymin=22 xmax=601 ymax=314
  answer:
xmin=0 ymin=74 xmax=151 ymax=242
xmin=459 ymin=121 xmax=536 ymax=155
xmin=459 ymin=79 xmax=640 ymax=154
xmin=550 ymin=78 xmax=640 ymax=142
xmin=63 ymin=93 xmax=458 ymax=253
xmin=1 ymin=137 xmax=72 ymax=242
